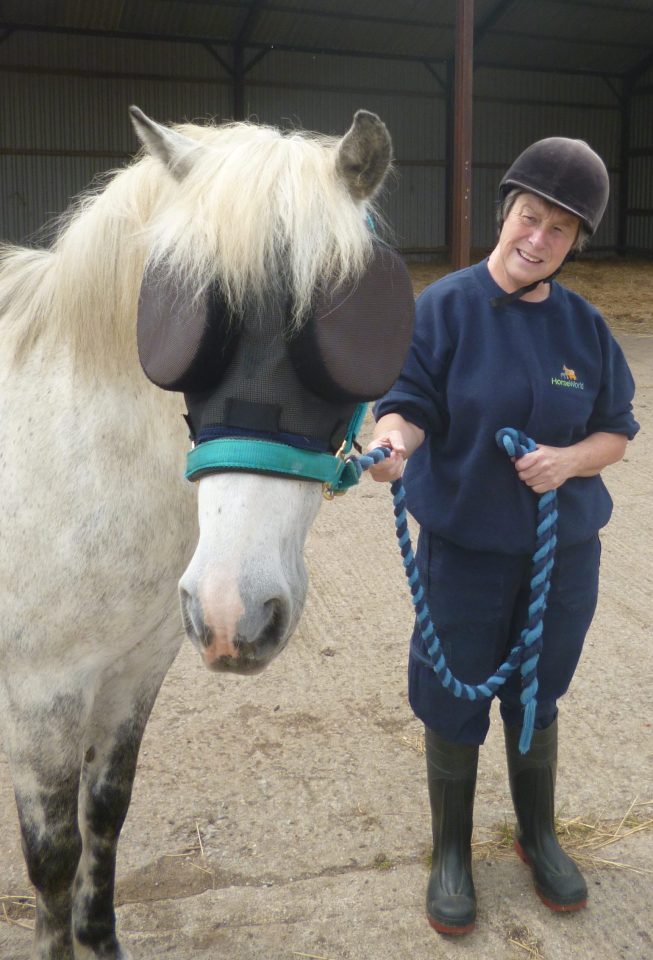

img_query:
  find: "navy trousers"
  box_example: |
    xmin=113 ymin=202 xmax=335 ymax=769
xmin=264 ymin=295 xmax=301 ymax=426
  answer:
xmin=408 ymin=532 xmax=601 ymax=744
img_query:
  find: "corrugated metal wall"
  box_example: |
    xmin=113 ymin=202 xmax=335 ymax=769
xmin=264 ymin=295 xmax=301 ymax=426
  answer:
xmin=0 ymin=33 xmax=232 ymax=240
xmin=628 ymin=63 xmax=653 ymax=253
xmin=1 ymin=32 xmax=651 ymax=254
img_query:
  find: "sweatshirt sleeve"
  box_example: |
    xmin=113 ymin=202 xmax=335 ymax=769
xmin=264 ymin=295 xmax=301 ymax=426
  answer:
xmin=586 ymin=320 xmax=640 ymax=440
xmin=373 ymin=285 xmax=453 ymax=435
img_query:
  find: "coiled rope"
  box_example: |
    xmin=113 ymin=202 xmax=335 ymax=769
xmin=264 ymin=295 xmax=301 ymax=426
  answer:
xmin=348 ymin=427 xmax=558 ymax=754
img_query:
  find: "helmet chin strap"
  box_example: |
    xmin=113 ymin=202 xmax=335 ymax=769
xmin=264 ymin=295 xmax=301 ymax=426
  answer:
xmin=490 ymin=255 xmax=572 ymax=308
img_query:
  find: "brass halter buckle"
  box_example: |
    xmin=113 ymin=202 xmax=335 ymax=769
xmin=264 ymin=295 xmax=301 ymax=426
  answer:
xmin=322 ymin=438 xmax=350 ymax=501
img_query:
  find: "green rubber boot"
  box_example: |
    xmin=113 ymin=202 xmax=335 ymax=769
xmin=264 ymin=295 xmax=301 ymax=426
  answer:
xmin=504 ymin=718 xmax=588 ymax=911
xmin=424 ymin=728 xmax=478 ymax=935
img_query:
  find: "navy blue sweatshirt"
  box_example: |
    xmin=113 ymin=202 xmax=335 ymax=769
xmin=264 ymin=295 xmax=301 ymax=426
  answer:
xmin=374 ymin=259 xmax=639 ymax=554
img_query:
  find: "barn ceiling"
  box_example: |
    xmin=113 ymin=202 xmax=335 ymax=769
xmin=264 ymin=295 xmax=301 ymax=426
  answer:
xmin=2 ymin=0 xmax=652 ymax=83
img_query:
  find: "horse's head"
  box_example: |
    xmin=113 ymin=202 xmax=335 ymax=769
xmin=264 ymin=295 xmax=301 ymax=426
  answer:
xmin=130 ymin=107 xmax=412 ymax=674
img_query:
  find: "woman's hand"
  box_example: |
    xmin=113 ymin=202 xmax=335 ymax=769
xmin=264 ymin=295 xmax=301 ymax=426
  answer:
xmin=365 ymin=413 xmax=425 ymax=483
xmin=513 ymin=445 xmax=572 ymax=494
xmin=365 ymin=430 xmax=407 ymax=482
xmin=514 ymin=433 xmax=628 ymax=494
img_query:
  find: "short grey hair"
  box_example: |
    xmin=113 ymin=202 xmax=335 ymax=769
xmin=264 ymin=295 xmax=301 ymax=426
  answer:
xmin=497 ymin=188 xmax=590 ymax=253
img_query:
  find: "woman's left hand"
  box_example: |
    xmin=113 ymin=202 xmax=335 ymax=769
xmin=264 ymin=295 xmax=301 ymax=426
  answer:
xmin=514 ymin=433 xmax=628 ymax=493
xmin=513 ymin=445 xmax=571 ymax=494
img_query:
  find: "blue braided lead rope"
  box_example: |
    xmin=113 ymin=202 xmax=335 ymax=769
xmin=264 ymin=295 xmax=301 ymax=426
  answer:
xmin=348 ymin=428 xmax=558 ymax=754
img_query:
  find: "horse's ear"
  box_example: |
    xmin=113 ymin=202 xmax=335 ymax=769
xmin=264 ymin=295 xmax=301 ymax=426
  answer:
xmin=129 ymin=105 xmax=199 ymax=179
xmin=335 ymin=110 xmax=392 ymax=201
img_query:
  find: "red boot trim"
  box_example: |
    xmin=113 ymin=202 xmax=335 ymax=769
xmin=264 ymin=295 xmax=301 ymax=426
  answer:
xmin=427 ymin=914 xmax=475 ymax=936
xmin=513 ymin=839 xmax=587 ymax=912
xmin=536 ymin=889 xmax=587 ymax=913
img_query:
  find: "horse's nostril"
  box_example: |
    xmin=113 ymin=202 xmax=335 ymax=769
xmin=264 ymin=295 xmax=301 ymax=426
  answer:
xmin=180 ymin=587 xmax=209 ymax=647
xmin=264 ymin=598 xmax=281 ymax=629
xmin=257 ymin=598 xmax=287 ymax=652
xmin=234 ymin=598 xmax=279 ymax=647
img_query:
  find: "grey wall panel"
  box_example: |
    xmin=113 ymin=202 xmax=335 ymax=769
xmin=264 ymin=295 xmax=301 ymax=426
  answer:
xmin=0 ymin=154 xmax=121 ymax=241
xmin=630 ymin=157 xmax=653 ymax=207
xmin=383 ymin=166 xmax=447 ymax=252
xmin=474 ymin=67 xmax=620 ymax=108
xmin=637 ymin=63 xmax=653 ymax=87
xmin=248 ymin=50 xmax=443 ymax=96
xmin=472 ymin=167 xmax=501 ymax=250
xmin=474 ymin=100 xmax=620 ymax=166
xmin=594 ymin=176 xmax=618 ymax=251
xmin=245 ymin=84 xmax=444 ymax=143
xmin=0 ymin=31 xmax=232 ymax=81
xmin=628 ymin=218 xmax=653 ymax=250
xmin=0 ymin=74 xmax=231 ymax=154
xmin=629 ymin=90 xmax=653 ymax=252
xmin=0 ymin=63 xmax=232 ymax=243
xmin=630 ymin=93 xmax=653 ymax=150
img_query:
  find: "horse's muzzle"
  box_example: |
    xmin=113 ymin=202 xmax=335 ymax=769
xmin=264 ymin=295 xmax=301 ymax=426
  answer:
xmin=180 ymin=590 xmax=289 ymax=674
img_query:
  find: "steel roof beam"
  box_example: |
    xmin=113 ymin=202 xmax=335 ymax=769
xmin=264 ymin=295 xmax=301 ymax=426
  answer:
xmin=474 ymin=0 xmax=518 ymax=47
xmin=528 ymin=0 xmax=653 ymax=16
xmin=257 ymin=3 xmax=450 ymax=31
xmin=235 ymin=0 xmax=267 ymax=45
xmin=475 ymin=59 xmax=626 ymax=80
xmin=423 ymin=62 xmax=447 ymax=94
xmin=203 ymin=43 xmax=234 ymax=77
xmin=493 ymin=27 xmax=649 ymax=53
xmin=233 ymin=2 xmax=268 ymax=119
xmin=169 ymin=0 xmax=451 ymax=32
xmin=0 ymin=21 xmax=639 ymax=80
xmin=0 ymin=21 xmax=443 ymax=64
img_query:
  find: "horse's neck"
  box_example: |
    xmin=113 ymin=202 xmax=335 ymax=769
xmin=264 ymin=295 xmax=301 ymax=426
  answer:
xmin=1 ymin=160 xmax=169 ymax=375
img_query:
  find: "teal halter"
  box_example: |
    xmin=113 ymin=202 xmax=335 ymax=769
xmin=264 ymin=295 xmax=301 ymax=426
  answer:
xmin=185 ymin=402 xmax=368 ymax=498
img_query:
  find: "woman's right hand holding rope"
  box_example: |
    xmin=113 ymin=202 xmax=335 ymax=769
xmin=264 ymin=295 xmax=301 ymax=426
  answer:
xmin=365 ymin=429 xmax=407 ymax=482
xmin=366 ymin=413 xmax=426 ymax=483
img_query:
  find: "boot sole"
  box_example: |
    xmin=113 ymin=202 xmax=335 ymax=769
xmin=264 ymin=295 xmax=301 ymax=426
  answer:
xmin=427 ymin=914 xmax=475 ymax=936
xmin=514 ymin=839 xmax=587 ymax=912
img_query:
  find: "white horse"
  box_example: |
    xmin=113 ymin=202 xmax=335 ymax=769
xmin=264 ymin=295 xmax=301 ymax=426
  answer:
xmin=0 ymin=107 xmax=392 ymax=960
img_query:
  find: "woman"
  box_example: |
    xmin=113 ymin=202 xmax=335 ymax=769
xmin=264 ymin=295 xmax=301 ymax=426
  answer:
xmin=368 ymin=138 xmax=639 ymax=935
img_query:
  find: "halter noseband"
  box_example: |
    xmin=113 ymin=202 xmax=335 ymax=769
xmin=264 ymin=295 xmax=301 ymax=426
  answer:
xmin=185 ymin=402 xmax=368 ymax=499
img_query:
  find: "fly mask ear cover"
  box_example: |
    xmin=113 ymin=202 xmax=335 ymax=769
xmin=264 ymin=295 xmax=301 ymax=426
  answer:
xmin=137 ymin=271 xmax=239 ymax=393
xmin=288 ymin=243 xmax=414 ymax=403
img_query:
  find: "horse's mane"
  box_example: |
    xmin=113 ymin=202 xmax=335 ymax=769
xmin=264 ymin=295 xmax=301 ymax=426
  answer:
xmin=0 ymin=118 xmax=381 ymax=372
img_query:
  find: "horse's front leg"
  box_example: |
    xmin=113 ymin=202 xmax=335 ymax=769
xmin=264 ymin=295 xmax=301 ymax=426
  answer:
xmin=72 ymin=637 xmax=180 ymax=960
xmin=17 ymin=770 xmax=82 ymax=960
xmin=1 ymin=684 xmax=89 ymax=960
xmin=72 ymin=728 xmax=140 ymax=960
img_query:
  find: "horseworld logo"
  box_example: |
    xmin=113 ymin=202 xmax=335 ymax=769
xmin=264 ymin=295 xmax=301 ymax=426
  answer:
xmin=551 ymin=364 xmax=585 ymax=390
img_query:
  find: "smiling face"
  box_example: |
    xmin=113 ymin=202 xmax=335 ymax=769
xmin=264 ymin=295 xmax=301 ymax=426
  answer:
xmin=487 ymin=192 xmax=580 ymax=302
